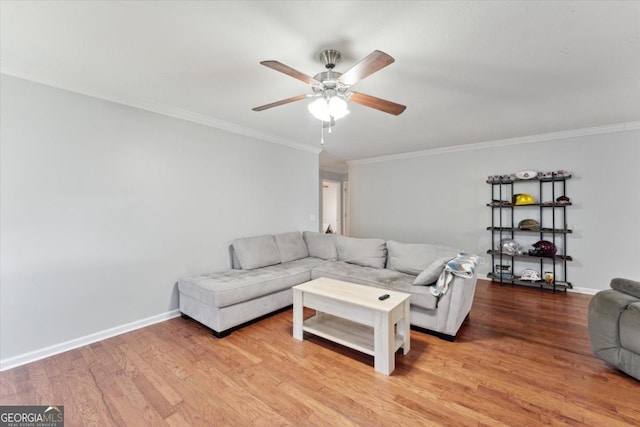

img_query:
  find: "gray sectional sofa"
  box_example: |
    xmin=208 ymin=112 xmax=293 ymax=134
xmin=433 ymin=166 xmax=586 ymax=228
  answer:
xmin=178 ymin=231 xmax=480 ymax=341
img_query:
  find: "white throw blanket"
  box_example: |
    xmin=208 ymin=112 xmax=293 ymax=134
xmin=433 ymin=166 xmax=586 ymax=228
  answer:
xmin=430 ymin=253 xmax=479 ymax=297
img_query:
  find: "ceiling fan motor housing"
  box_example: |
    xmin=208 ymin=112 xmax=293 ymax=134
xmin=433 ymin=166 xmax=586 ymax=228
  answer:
xmin=319 ymin=49 xmax=341 ymax=69
xmin=313 ymin=50 xmax=346 ymax=94
xmin=311 ymin=70 xmax=345 ymax=93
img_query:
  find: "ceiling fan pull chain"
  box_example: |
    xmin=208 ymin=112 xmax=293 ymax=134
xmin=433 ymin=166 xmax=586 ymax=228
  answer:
xmin=320 ymin=121 xmax=325 ymax=145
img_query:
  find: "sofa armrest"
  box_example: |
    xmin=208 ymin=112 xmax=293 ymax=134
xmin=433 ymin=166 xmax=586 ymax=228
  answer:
xmin=433 ymin=271 xmax=478 ymax=337
xmin=610 ymin=277 xmax=640 ymax=300
xmin=588 ymin=288 xmax=639 ymax=365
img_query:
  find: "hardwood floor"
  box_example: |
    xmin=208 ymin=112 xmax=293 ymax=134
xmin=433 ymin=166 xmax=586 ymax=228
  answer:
xmin=1 ymin=280 xmax=638 ymax=426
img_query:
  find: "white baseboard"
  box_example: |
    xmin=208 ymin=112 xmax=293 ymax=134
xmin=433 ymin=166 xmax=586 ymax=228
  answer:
xmin=568 ymin=287 xmax=599 ymax=295
xmin=0 ymin=309 xmax=181 ymax=372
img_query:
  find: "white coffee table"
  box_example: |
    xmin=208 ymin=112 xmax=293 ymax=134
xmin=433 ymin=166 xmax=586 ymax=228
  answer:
xmin=292 ymin=277 xmax=411 ymax=375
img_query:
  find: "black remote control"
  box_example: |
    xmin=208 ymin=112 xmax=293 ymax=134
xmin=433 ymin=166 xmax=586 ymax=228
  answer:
xmin=378 ymin=294 xmax=390 ymax=300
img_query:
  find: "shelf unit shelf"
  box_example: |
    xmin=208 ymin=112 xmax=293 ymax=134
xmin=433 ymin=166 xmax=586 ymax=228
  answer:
xmin=302 ymin=313 xmax=404 ymax=356
xmin=486 ymin=249 xmax=573 ymax=261
xmin=486 ymin=273 xmax=572 ymax=290
xmin=486 ymin=203 xmax=573 ymax=208
xmin=487 ymin=227 xmax=573 ymax=234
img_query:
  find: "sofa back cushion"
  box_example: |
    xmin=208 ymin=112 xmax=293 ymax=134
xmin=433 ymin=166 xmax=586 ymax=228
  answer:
xmin=386 ymin=240 xmax=458 ymax=276
xmin=303 ymin=231 xmax=338 ymax=260
xmin=232 ymin=234 xmax=281 ymax=270
xmin=336 ymin=236 xmax=387 ymax=269
xmin=274 ymin=231 xmax=309 ymax=263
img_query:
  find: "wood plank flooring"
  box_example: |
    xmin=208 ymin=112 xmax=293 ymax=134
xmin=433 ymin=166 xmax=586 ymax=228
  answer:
xmin=1 ymin=280 xmax=639 ymax=426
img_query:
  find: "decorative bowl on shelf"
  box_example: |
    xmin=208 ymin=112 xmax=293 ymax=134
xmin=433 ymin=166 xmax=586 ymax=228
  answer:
xmin=516 ymin=170 xmax=537 ymax=179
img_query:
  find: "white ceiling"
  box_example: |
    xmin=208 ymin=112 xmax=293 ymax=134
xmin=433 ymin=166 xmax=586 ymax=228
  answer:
xmin=2 ymin=1 xmax=639 ymax=172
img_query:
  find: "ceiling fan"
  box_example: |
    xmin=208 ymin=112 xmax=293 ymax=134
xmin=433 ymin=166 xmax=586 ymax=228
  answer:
xmin=252 ymin=49 xmax=407 ymax=125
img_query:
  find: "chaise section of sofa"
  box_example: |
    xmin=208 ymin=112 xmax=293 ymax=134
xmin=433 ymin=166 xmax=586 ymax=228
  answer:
xmin=178 ymin=231 xmax=480 ymax=340
xmin=178 ymin=232 xmax=334 ymax=336
xmin=178 ymin=257 xmax=329 ymax=336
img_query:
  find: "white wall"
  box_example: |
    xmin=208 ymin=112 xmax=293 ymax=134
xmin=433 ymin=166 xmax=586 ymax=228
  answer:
xmin=0 ymin=75 xmax=319 ymax=364
xmin=348 ymin=128 xmax=640 ymax=293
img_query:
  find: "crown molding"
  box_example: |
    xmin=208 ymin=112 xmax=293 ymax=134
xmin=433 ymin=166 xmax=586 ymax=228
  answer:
xmin=347 ymin=121 xmax=640 ymax=166
xmin=0 ymin=72 xmax=322 ymax=155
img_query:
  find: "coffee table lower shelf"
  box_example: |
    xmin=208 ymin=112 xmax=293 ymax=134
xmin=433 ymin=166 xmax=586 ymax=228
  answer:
xmin=303 ymin=313 xmax=404 ymax=356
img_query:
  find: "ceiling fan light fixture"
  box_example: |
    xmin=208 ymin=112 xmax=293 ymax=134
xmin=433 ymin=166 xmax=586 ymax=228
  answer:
xmin=308 ymin=96 xmax=350 ymax=122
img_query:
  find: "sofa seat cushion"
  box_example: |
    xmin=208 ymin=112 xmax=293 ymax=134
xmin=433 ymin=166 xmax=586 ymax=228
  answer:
xmin=179 ymin=257 xmax=329 ymax=308
xmin=389 ymin=279 xmax=439 ymax=310
xmin=336 ymin=236 xmax=387 ymax=269
xmin=311 ymin=261 xmax=405 ymax=286
xmin=386 ymin=240 xmax=459 ymax=275
xmin=271 ymin=256 xmax=332 ymax=273
xmin=620 ymin=302 xmax=640 ymax=354
xmin=310 ymin=261 xmax=438 ymax=310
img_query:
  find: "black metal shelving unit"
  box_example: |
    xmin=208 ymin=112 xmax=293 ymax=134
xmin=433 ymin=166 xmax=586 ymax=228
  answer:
xmin=487 ymin=174 xmax=573 ymax=292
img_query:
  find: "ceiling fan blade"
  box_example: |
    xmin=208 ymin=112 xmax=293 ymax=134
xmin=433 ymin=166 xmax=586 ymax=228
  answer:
xmin=260 ymin=61 xmax=322 ymax=86
xmin=348 ymin=92 xmax=407 ymax=115
xmin=337 ymin=50 xmax=395 ymax=86
xmin=252 ymin=94 xmax=310 ymax=111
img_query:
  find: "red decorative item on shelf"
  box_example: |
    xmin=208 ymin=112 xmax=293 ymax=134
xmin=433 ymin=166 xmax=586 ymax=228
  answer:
xmin=529 ymin=240 xmax=557 ymax=257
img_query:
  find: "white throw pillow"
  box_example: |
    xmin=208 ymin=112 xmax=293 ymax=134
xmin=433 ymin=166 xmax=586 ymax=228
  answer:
xmin=412 ymin=257 xmax=453 ymax=285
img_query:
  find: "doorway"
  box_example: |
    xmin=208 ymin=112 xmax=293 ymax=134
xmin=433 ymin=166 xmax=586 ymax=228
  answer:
xmin=321 ymin=180 xmax=341 ymax=234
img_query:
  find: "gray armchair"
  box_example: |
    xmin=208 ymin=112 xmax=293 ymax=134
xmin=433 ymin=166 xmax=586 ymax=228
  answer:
xmin=588 ymin=278 xmax=640 ymax=381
